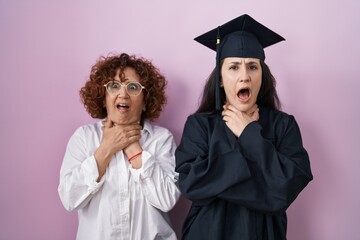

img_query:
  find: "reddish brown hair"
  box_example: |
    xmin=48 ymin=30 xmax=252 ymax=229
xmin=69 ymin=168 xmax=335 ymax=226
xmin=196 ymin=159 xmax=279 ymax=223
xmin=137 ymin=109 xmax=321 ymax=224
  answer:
xmin=80 ymin=53 xmax=167 ymax=121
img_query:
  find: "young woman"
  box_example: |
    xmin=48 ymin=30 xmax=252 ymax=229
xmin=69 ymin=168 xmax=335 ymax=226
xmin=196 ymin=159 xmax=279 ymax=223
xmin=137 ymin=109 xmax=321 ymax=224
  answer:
xmin=175 ymin=14 xmax=313 ymax=240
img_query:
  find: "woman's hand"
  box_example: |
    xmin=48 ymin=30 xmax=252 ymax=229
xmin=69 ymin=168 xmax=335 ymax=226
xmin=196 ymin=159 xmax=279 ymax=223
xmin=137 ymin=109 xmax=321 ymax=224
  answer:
xmin=94 ymin=118 xmax=142 ymax=180
xmin=102 ymin=118 xmax=142 ymax=155
xmin=222 ymin=104 xmax=259 ymax=137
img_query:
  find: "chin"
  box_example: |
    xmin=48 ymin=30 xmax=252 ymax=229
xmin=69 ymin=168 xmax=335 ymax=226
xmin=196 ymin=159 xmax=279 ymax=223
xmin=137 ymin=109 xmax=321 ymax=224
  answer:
xmin=109 ymin=116 xmax=128 ymax=125
xmin=235 ymin=102 xmax=255 ymax=112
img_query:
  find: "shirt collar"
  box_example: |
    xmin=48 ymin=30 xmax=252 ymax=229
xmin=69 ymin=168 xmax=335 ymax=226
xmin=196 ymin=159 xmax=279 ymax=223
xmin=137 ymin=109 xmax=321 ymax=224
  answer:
xmin=142 ymin=120 xmax=153 ymax=137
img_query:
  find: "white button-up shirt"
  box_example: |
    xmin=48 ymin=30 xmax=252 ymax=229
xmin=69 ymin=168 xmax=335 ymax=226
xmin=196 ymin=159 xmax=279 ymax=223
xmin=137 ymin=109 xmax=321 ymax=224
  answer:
xmin=58 ymin=120 xmax=181 ymax=240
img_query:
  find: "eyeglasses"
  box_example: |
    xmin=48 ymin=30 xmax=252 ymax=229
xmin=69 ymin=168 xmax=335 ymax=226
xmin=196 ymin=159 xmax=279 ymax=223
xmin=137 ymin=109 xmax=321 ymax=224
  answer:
xmin=104 ymin=81 xmax=145 ymax=96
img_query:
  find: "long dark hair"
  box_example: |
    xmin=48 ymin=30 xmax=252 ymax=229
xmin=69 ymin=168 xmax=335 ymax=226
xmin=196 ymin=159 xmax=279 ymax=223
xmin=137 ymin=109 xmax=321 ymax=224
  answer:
xmin=196 ymin=60 xmax=281 ymax=113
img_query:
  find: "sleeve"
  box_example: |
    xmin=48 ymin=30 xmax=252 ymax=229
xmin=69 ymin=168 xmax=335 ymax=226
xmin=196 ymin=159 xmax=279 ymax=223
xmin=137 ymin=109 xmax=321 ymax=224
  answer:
xmin=176 ymin=115 xmax=313 ymax=214
xmin=58 ymin=128 xmax=105 ymax=212
xmin=175 ymin=115 xmax=252 ymax=205
xmin=219 ymin=116 xmax=313 ymax=214
xmin=129 ymin=129 xmax=181 ymax=212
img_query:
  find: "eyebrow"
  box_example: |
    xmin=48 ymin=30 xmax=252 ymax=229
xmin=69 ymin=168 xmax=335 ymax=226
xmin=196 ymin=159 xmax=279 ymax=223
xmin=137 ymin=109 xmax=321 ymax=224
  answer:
xmin=114 ymin=77 xmax=131 ymax=82
xmin=227 ymin=61 xmax=259 ymax=65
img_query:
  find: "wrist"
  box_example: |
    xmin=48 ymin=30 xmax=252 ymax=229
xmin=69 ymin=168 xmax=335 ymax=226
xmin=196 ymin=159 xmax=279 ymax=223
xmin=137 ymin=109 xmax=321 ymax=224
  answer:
xmin=129 ymin=152 xmax=142 ymax=169
xmin=124 ymin=142 xmax=142 ymax=157
xmin=94 ymin=147 xmax=113 ymax=182
xmin=128 ymin=151 xmax=142 ymax=162
xmin=95 ymin=146 xmax=113 ymax=161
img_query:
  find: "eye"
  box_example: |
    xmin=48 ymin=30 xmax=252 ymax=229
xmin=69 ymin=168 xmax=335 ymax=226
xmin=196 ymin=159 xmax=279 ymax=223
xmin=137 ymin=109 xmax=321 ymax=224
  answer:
xmin=127 ymin=82 xmax=140 ymax=91
xmin=111 ymin=82 xmax=121 ymax=89
xmin=229 ymin=65 xmax=238 ymax=70
xmin=248 ymin=64 xmax=258 ymax=70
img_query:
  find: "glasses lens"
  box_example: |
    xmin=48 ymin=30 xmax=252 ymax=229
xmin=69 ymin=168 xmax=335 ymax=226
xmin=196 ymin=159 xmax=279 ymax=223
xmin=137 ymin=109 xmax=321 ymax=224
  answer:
xmin=106 ymin=81 xmax=121 ymax=95
xmin=127 ymin=82 xmax=142 ymax=95
xmin=105 ymin=81 xmax=143 ymax=96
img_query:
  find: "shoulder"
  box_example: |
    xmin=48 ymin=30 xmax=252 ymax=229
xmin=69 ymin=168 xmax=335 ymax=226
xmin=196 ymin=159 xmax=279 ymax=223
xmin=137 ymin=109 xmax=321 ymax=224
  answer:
xmin=259 ymin=107 xmax=302 ymax=142
xmin=186 ymin=112 xmax=219 ymax=126
xmin=143 ymin=120 xmax=174 ymax=138
xmin=181 ymin=112 xmax=222 ymax=138
xmin=66 ymin=121 xmax=102 ymax=147
xmin=260 ymin=107 xmax=296 ymax=126
xmin=73 ymin=121 xmax=102 ymax=137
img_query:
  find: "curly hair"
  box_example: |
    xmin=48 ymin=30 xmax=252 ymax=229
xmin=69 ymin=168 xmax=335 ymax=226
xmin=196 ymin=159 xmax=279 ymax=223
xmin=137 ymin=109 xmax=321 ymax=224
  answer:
xmin=80 ymin=53 xmax=167 ymax=121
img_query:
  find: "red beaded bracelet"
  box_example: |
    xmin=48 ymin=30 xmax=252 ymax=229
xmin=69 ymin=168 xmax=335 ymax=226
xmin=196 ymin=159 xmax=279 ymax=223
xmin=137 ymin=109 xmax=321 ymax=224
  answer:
xmin=128 ymin=151 xmax=142 ymax=162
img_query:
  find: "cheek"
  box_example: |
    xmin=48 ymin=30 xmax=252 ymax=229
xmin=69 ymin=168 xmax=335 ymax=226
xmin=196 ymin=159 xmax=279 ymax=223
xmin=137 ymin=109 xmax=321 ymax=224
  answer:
xmin=104 ymin=95 xmax=116 ymax=114
xmin=224 ymin=86 xmax=236 ymax=97
xmin=222 ymin=79 xmax=236 ymax=96
xmin=132 ymin=95 xmax=145 ymax=110
xmin=253 ymin=75 xmax=262 ymax=95
xmin=254 ymin=82 xmax=262 ymax=94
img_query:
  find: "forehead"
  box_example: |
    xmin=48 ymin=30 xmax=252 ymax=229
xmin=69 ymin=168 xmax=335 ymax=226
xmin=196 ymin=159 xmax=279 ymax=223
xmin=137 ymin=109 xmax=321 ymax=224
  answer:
xmin=114 ymin=67 xmax=140 ymax=81
xmin=223 ymin=57 xmax=260 ymax=64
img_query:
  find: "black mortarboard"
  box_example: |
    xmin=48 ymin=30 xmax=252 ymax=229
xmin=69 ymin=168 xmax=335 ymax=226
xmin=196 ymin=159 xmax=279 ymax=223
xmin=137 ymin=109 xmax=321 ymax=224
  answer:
xmin=194 ymin=14 xmax=285 ymax=111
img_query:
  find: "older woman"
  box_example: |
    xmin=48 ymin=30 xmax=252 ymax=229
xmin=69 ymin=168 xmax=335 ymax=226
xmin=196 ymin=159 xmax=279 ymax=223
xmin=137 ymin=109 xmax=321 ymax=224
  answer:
xmin=58 ymin=53 xmax=181 ymax=240
xmin=175 ymin=14 xmax=313 ymax=239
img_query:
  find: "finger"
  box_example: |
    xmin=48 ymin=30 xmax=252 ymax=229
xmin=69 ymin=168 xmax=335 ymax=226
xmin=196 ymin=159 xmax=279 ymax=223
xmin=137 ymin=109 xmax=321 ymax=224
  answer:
xmin=126 ymin=129 xmax=141 ymax=137
xmin=229 ymin=105 xmax=247 ymax=117
xmin=128 ymin=134 xmax=141 ymax=141
xmin=123 ymin=135 xmax=141 ymax=147
xmin=223 ymin=103 xmax=229 ymax=110
xmin=252 ymin=108 xmax=260 ymax=121
xmin=222 ymin=115 xmax=229 ymax=122
xmin=115 ymin=122 xmax=142 ymax=129
xmin=122 ymin=119 xmax=141 ymax=125
xmin=222 ymin=109 xmax=233 ymax=118
xmin=226 ymin=104 xmax=239 ymax=113
xmin=125 ymin=124 xmax=142 ymax=131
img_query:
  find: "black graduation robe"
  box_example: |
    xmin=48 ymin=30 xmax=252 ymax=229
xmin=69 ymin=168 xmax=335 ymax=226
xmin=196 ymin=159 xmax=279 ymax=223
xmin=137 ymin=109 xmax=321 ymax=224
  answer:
xmin=175 ymin=107 xmax=313 ymax=240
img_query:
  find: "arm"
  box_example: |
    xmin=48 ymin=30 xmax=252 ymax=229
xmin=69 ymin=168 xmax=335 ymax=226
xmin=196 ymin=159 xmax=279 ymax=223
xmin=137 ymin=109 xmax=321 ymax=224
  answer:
xmin=58 ymin=121 xmax=142 ymax=211
xmin=58 ymin=127 xmax=105 ymax=212
xmin=96 ymin=118 xmax=142 ymax=180
xmin=219 ymin=116 xmax=313 ymax=214
xmin=176 ymin=114 xmax=312 ymax=214
xmin=129 ymin=128 xmax=181 ymax=212
xmin=175 ymin=115 xmax=252 ymax=205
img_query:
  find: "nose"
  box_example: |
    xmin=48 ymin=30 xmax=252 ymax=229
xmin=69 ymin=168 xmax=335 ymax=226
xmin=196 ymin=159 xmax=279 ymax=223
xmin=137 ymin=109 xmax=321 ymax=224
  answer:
xmin=117 ymin=83 xmax=129 ymax=98
xmin=239 ymin=68 xmax=250 ymax=83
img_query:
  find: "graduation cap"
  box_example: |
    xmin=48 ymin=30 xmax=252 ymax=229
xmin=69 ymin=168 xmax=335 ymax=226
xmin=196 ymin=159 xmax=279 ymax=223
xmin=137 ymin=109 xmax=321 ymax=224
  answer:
xmin=194 ymin=14 xmax=285 ymax=111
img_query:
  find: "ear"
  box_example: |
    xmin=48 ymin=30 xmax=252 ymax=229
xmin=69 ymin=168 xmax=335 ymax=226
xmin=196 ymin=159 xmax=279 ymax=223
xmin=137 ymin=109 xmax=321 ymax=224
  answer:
xmin=220 ymin=80 xmax=224 ymax=87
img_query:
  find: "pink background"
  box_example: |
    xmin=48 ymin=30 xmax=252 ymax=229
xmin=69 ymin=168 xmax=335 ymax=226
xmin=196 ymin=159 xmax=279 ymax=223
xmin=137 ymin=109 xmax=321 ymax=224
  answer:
xmin=1 ymin=1 xmax=359 ymax=239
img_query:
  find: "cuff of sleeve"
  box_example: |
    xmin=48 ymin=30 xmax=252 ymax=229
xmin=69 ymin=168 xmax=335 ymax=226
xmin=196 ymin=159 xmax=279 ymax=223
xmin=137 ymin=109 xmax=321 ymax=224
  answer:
xmin=129 ymin=151 xmax=155 ymax=183
xmin=82 ymin=156 xmax=105 ymax=192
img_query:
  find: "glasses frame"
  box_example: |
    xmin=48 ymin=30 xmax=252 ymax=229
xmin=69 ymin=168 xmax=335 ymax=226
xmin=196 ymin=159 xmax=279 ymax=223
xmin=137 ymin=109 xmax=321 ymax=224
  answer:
xmin=103 ymin=80 xmax=145 ymax=97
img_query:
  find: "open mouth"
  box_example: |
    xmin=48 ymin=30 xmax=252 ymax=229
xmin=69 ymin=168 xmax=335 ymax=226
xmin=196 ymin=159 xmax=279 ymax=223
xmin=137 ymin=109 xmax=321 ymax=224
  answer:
xmin=237 ymin=88 xmax=251 ymax=101
xmin=116 ymin=103 xmax=129 ymax=110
